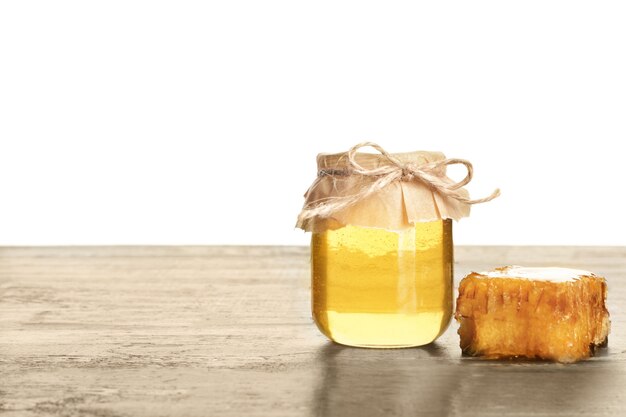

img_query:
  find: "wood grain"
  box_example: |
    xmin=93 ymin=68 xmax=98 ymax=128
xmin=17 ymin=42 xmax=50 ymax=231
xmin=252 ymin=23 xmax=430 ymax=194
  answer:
xmin=0 ymin=246 xmax=625 ymax=417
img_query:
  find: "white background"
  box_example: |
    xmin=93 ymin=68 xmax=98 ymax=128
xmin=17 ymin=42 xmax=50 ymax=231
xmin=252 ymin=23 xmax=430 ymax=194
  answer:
xmin=1 ymin=1 xmax=624 ymax=246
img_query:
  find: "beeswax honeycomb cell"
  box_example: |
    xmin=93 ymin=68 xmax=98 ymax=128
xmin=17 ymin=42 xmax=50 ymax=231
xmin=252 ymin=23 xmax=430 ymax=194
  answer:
xmin=455 ymin=266 xmax=610 ymax=363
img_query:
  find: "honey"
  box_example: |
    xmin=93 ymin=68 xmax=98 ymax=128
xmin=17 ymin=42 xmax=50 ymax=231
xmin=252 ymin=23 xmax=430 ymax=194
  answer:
xmin=312 ymin=219 xmax=453 ymax=348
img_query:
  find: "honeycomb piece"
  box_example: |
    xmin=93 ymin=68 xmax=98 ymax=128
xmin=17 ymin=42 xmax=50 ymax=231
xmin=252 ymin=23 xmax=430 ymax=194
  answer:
xmin=455 ymin=266 xmax=610 ymax=363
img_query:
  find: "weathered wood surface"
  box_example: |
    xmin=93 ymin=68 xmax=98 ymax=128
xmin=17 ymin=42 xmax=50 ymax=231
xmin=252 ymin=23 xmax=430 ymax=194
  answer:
xmin=0 ymin=246 xmax=624 ymax=417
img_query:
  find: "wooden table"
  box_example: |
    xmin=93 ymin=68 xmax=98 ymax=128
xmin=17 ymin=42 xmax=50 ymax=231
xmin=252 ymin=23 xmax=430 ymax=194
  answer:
xmin=0 ymin=246 xmax=624 ymax=417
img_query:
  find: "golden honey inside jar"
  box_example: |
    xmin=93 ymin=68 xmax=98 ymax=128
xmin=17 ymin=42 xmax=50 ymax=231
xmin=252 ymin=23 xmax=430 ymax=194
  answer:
xmin=297 ymin=143 xmax=498 ymax=348
xmin=312 ymin=220 xmax=453 ymax=347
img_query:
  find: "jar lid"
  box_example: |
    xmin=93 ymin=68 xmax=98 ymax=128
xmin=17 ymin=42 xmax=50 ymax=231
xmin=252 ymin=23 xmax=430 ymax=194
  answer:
xmin=297 ymin=143 xmax=499 ymax=232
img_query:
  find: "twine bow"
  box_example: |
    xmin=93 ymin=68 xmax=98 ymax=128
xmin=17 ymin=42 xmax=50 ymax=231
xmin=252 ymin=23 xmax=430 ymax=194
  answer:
xmin=297 ymin=142 xmax=500 ymax=226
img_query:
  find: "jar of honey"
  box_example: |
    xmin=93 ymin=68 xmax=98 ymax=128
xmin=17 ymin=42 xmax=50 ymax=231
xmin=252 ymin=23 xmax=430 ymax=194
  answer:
xmin=297 ymin=143 xmax=498 ymax=348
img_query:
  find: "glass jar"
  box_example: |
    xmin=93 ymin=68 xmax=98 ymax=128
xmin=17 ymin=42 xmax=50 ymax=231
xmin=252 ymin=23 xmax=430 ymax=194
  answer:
xmin=311 ymin=220 xmax=453 ymax=348
xmin=297 ymin=143 xmax=498 ymax=348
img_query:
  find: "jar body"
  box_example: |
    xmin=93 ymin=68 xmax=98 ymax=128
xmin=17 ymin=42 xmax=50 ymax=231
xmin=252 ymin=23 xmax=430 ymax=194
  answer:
xmin=311 ymin=219 xmax=453 ymax=348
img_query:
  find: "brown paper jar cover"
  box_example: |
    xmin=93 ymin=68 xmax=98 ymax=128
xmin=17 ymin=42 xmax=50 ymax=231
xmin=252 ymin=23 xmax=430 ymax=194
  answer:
xmin=298 ymin=150 xmax=472 ymax=233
